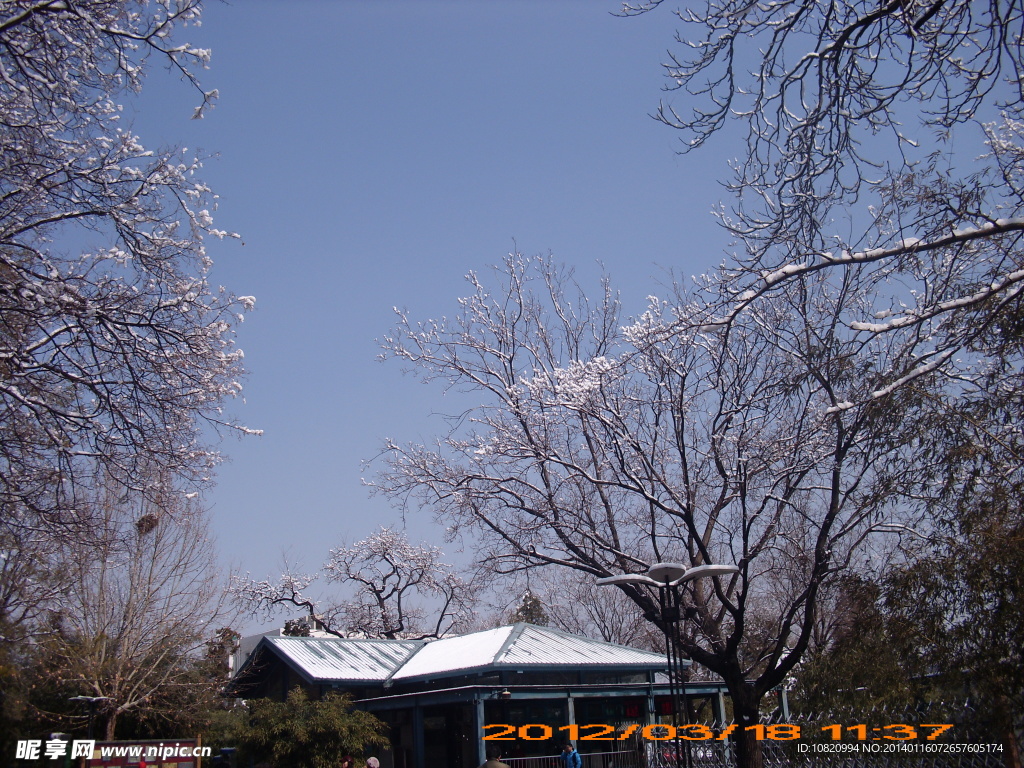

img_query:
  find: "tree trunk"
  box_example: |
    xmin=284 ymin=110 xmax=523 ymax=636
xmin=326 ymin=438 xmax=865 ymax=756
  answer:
xmin=1002 ymin=721 xmax=1021 ymax=768
xmin=994 ymin=692 xmax=1021 ymax=768
xmin=731 ymin=687 xmax=764 ymax=768
xmin=104 ymin=711 xmax=118 ymax=742
xmin=735 ymin=728 xmax=764 ymax=768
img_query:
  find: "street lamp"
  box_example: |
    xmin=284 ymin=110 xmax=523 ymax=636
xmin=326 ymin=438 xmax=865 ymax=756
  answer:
xmin=597 ymin=563 xmax=739 ymax=768
xmin=69 ymin=696 xmax=111 ymax=740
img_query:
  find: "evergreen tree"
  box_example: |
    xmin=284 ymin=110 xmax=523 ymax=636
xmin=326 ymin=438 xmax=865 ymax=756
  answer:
xmin=508 ymin=592 xmax=550 ymax=627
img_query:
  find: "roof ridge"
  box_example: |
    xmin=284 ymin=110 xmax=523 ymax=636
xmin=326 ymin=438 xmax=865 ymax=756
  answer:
xmin=519 ymin=622 xmax=661 ymax=652
xmin=383 ymin=639 xmax=430 ymax=686
xmin=491 ymin=623 xmax=523 ymax=664
xmin=274 ymin=634 xmax=422 ymax=644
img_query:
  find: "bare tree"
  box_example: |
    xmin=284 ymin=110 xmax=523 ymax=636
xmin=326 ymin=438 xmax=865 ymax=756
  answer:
xmin=628 ymin=11 xmax=1024 ymax=752
xmin=235 ymin=527 xmax=477 ymax=640
xmin=631 ymin=0 xmax=1024 ymax=246
xmin=376 ymin=255 xmax=939 ymax=768
xmin=621 ymin=1 xmax=1024 ymax=423
xmin=37 ymin=480 xmax=237 ymax=740
xmin=0 ymin=0 xmax=256 ymax=536
xmin=0 ymin=526 xmax=67 ymax=646
xmin=493 ymin=569 xmax=659 ymax=650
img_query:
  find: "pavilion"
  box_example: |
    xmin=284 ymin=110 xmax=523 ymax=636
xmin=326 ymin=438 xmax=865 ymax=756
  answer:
xmin=231 ymin=623 xmax=732 ymax=768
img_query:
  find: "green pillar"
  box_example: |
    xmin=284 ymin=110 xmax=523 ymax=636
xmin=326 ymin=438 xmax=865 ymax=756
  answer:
xmin=475 ymin=699 xmax=487 ymax=766
xmin=413 ymin=706 xmax=425 ymax=768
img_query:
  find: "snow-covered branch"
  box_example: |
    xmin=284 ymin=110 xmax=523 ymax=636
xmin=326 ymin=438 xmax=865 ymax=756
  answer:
xmin=0 ymin=1 xmax=256 ymax=529
xmin=375 ymin=256 xmax=925 ymax=724
xmin=234 ymin=527 xmax=477 ymax=640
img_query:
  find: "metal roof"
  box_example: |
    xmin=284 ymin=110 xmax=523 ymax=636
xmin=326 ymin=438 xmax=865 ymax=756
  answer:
xmin=500 ymin=624 xmax=667 ymax=668
xmin=249 ymin=624 xmax=665 ymax=686
xmin=261 ymin=636 xmax=423 ymax=682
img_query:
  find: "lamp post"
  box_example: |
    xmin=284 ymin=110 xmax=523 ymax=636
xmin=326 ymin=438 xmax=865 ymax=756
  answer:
xmin=69 ymin=696 xmax=111 ymax=740
xmin=597 ymin=563 xmax=739 ymax=768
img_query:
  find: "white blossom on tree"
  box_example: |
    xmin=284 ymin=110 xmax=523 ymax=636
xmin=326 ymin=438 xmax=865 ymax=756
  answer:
xmin=376 ymin=255 xmax=946 ymax=768
xmin=234 ymin=527 xmax=477 ymax=640
xmin=0 ymin=0 xmax=256 ymax=536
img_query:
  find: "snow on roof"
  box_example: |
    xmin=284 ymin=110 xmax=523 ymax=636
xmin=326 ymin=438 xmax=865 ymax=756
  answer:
xmin=389 ymin=625 xmax=514 ymax=681
xmin=252 ymin=624 xmax=665 ymax=685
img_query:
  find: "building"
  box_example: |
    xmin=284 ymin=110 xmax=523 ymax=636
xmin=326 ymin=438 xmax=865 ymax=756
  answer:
xmin=231 ymin=623 xmax=732 ymax=768
xmin=229 ymin=615 xmax=333 ymax=677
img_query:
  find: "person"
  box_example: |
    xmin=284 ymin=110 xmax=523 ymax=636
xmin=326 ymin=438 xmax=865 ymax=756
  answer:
xmin=558 ymin=743 xmax=581 ymax=768
xmin=341 ymin=756 xmax=354 ymax=768
xmin=366 ymin=758 xmax=380 ymax=768
xmin=479 ymin=748 xmax=510 ymax=768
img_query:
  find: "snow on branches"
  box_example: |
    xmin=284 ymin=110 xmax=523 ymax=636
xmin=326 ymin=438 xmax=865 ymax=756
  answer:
xmin=0 ymin=1 xmax=256 ymax=523
xmin=689 ymin=117 xmax=1024 ymax=422
xmin=625 ymin=1 xmax=1024 ymax=419
xmin=374 ymin=254 xmax=963 ymax=764
xmin=233 ymin=527 xmax=476 ymax=640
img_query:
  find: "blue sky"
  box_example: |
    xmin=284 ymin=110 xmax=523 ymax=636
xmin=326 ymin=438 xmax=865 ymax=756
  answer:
xmin=131 ymin=0 xmax=738 ymax=627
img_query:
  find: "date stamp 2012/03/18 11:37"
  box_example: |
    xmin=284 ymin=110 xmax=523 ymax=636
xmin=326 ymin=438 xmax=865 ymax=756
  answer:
xmin=481 ymin=723 xmax=994 ymax=744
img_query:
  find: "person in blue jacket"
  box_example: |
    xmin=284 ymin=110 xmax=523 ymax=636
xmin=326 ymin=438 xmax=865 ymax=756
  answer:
xmin=559 ymin=743 xmax=582 ymax=768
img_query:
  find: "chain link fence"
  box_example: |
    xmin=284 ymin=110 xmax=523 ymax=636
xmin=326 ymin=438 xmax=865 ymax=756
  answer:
xmin=641 ymin=704 xmax=1010 ymax=768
